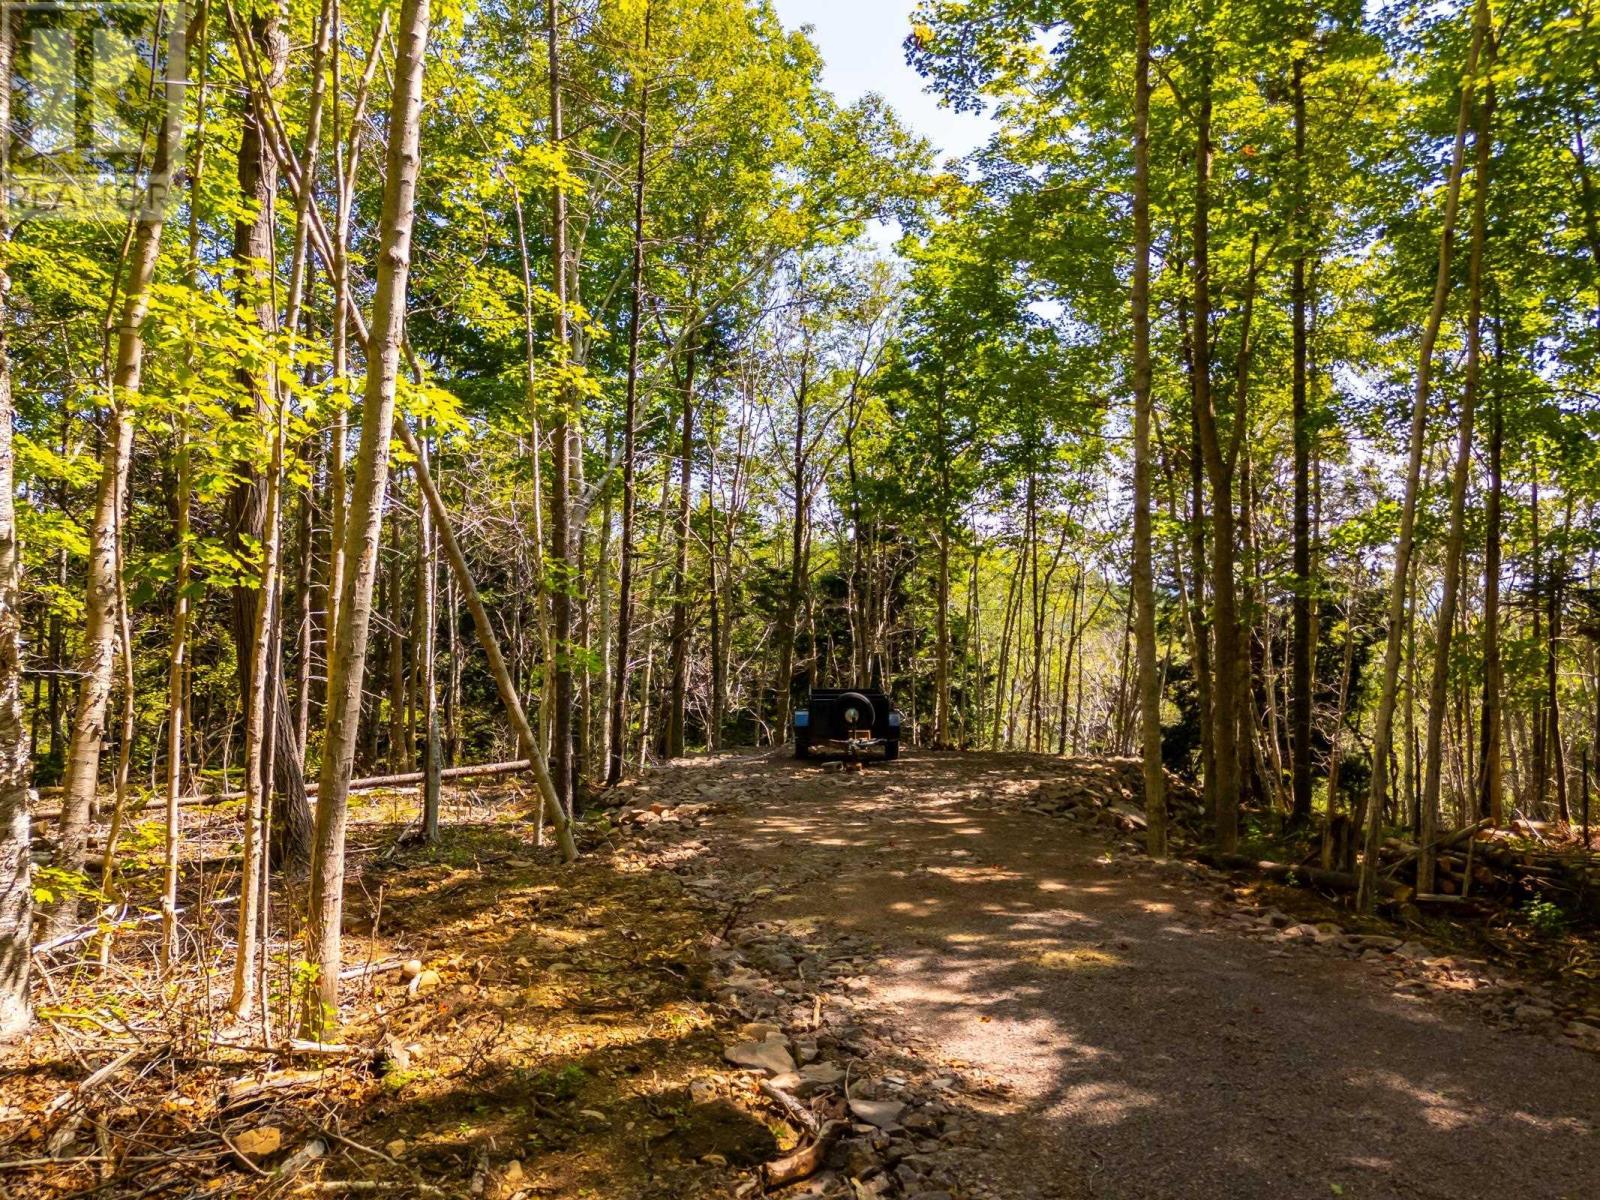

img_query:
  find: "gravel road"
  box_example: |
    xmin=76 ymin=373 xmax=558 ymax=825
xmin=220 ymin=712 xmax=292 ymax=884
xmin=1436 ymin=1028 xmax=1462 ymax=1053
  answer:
xmin=663 ymin=749 xmax=1600 ymax=1200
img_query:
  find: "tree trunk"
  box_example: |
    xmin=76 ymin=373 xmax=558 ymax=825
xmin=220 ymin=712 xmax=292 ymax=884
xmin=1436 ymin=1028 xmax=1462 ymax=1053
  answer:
xmin=1420 ymin=55 xmax=1493 ymax=891
xmin=607 ymin=12 xmax=650 ymax=782
xmin=1186 ymin=64 xmax=1244 ymax=853
xmin=1289 ymin=55 xmax=1314 ymax=830
xmin=1550 ymin=496 xmax=1572 ymax=823
xmin=545 ymin=0 xmax=576 ymax=812
xmin=774 ymin=348 xmax=810 ymax=739
xmin=303 ymin=0 xmax=431 ymax=1037
xmin=293 ymin=486 xmax=314 ymax=757
xmin=935 ymin=506 xmax=952 ymax=746
xmin=1185 ymin=349 xmax=1215 ymax=818
xmin=162 ymin=26 xmax=211 ymax=959
xmin=595 ymin=445 xmax=614 ymax=762
xmin=1320 ymin=588 xmax=1359 ymax=871
xmin=991 ymin=544 xmax=1025 ymax=750
xmin=706 ymin=443 xmax=725 ymax=750
xmin=638 ymin=462 xmax=674 ymax=754
xmin=664 ymin=337 xmax=698 ymax=759
xmin=1358 ymin=0 xmax=1485 ymax=909
xmin=1026 ymin=472 xmax=1044 ymax=751
xmin=228 ymin=4 xmax=312 ymax=872
xmin=50 ymin=10 xmax=189 ymax=936
xmin=387 ymin=524 xmax=408 ymax=773
xmin=229 ymin=341 xmax=288 ymax=1021
xmin=396 ymin=421 xmax=575 ymax=855
xmin=1531 ymin=473 xmax=1545 ymax=812
xmin=325 ymin=13 xmax=387 ymax=652
xmin=934 ymin=386 xmax=954 ymax=746
xmin=1132 ymin=0 xmax=1166 ymax=855
xmin=0 ymin=15 xmax=33 ymax=1040
xmin=417 ymin=445 xmax=442 ymax=841
xmin=286 ymin=0 xmax=333 ymax=762
xmin=1404 ymin=569 xmax=1419 ymax=833
xmin=1230 ymin=244 xmax=1261 ymax=816
xmin=161 ymin=419 xmax=191 ymax=972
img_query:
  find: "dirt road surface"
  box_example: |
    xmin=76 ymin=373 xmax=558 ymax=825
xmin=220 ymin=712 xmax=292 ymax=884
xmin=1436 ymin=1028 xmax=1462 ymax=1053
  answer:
xmin=640 ymin=750 xmax=1600 ymax=1200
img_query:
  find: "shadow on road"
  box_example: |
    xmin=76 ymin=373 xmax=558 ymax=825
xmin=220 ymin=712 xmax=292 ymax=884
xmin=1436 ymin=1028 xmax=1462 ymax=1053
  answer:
xmin=683 ymin=750 xmax=1600 ymax=1200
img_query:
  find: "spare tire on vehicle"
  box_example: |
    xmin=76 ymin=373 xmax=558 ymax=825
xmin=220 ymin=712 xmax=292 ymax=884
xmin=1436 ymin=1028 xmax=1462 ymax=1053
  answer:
xmin=837 ymin=692 xmax=876 ymax=730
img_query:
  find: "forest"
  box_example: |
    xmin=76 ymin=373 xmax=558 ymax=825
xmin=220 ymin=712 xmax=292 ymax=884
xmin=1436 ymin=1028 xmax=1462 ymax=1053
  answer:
xmin=0 ymin=0 xmax=1598 ymax=1194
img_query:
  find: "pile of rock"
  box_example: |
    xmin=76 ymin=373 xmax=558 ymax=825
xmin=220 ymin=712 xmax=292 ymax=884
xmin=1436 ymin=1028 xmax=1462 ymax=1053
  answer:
xmin=1023 ymin=759 xmax=1205 ymax=839
xmin=611 ymin=800 xmax=710 ymax=830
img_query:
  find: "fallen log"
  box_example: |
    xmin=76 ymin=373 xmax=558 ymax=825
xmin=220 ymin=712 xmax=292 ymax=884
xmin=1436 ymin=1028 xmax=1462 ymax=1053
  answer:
xmin=30 ymin=760 xmax=534 ymax=824
xmin=1413 ymin=893 xmax=1492 ymax=913
xmin=342 ymin=760 xmax=533 ymax=793
xmin=1198 ymin=853 xmax=1413 ymax=900
xmin=1384 ymin=819 xmax=1494 ymax=873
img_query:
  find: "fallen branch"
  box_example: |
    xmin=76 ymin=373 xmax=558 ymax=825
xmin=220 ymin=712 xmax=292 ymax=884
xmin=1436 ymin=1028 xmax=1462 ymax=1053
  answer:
xmin=292 ymin=1183 xmax=447 ymax=1196
xmin=33 ymin=910 xmax=135 ymax=955
xmin=286 ymin=1040 xmax=358 ymax=1057
xmin=275 ymin=1137 xmax=328 ymax=1183
xmin=31 ymin=760 xmax=535 ymax=824
xmin=40 ymin=1047 xmax=142 ymax=1122
xmin=221 ymin=1068 xmax=331 ymax=1111
xmin=0 ymin=1151 xmax=220 ymax=1170
xmin=309 ymin=1124 xmax=402 ymax=1166
xmin=759 ymin=1078 xmax=820 ymax=1137
xmin=760 ymin=1119 xmax=845 ymax=1190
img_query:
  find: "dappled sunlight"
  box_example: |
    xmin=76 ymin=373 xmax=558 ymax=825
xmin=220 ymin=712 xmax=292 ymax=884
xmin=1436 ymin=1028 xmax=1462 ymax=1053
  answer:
xmin=1348 ymin=1155 xmax=1399 ymax=1171
xmin=662 ymin=749 xmax=1600 ymax=1198
xmin=5 ymin=791 xmax=750 ymax=1200
xmin=420 ymin=748 xmax=1593 ymax=1200
xmin=924 ymin=864 xmax=1025 ymax=883
xmin=1502 ymin=1108 xmax=1594 ymax=1135
xmin=887 ymin=897 xmax=948 ymax=918
xmin=1028 ymin=948 xmax=1125 ymax=971
xmin=942 ymin=931 xmax=987 ymax=946
xmin=1347 ymin=1072 xmax=1482 ymax=1132
xmin=1060 ymin=1080 xmax=1162 ymax=1127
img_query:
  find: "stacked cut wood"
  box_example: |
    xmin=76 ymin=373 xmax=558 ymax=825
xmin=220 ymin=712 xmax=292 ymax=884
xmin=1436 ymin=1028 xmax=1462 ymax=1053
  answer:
xmin=1195 ymin=821 xmax=1599 ymax=920
xmin=1026 ymin=764 xmax=1598 ymax=924
xmin=1375 ymin=823 xmax=1600 ymax=920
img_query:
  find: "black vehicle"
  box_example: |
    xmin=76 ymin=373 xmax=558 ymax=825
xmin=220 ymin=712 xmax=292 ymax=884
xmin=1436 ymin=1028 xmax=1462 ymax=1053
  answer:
xmin=794 ymin=687 xmax=902 ymax=761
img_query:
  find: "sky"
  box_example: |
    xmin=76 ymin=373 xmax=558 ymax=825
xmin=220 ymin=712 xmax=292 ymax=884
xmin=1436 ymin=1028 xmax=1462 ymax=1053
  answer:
xmin=767 ymin=0 xmax=993 ymax=162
